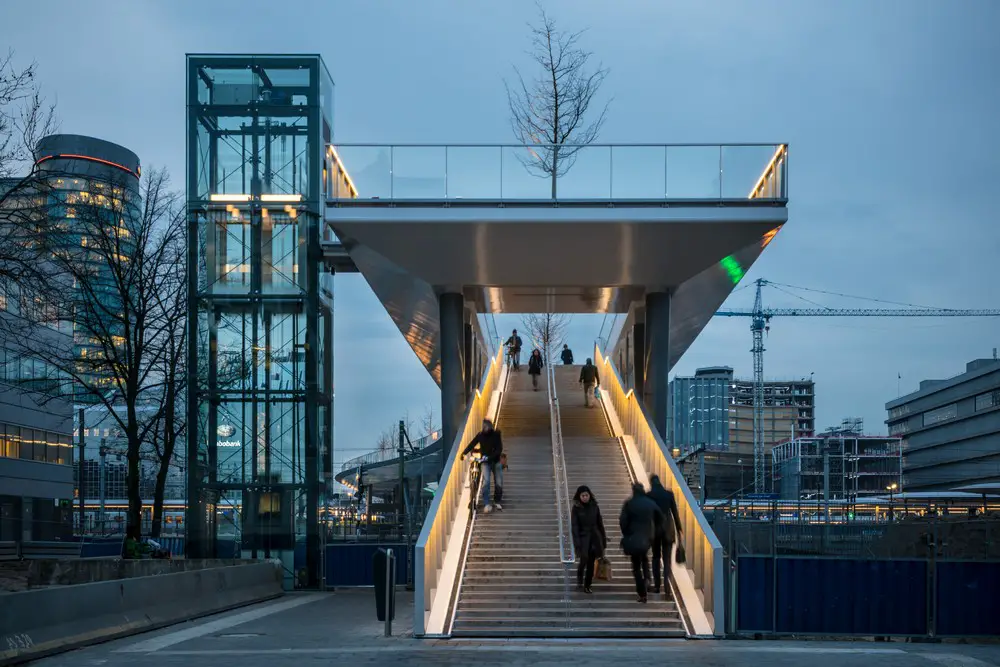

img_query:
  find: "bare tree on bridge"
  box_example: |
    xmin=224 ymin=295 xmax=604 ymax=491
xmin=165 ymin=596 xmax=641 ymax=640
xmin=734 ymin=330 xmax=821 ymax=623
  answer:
xmin=505 ymin=5 xmax=611 ymax=199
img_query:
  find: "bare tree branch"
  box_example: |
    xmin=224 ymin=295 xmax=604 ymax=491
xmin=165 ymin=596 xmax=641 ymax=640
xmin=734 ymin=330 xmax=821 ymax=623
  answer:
xmin=3 ymin=166 xmax=185 ymax=534
xmin=504 ymin=5 xmax=611 ymax=198
xmin=520 ymin=312 xmax=572 ymax=363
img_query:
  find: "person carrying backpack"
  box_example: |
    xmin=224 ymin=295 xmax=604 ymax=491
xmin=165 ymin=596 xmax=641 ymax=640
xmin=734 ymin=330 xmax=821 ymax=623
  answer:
xmin=579 ymin=358 xmax=601 ymax=407
xmin=505 ymin=329 xmax=523 ymax=371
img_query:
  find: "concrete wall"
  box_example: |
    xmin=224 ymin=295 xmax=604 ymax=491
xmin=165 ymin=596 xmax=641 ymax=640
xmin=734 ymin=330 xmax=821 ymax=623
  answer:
xmin=0 ymin=561 xmax=282 ymax=665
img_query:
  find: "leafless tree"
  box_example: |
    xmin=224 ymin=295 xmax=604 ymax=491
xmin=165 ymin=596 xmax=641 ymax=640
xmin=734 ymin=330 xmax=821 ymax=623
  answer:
xmin=4 ymin=167 xmax=185 ymax=533
xmin=0 ymin=50 xmax=58 ymax=291
xmin=521 ymin=313 xmax=572 ymax=363
xmin=505 ymin=5 xmax=610 ymax=198
xmin=147 ymin=228 xmax=186 ymax=537
xmin=421 ymin=405 xmax=436 ymax=440
xmin=375 ymin=423 xmax=397 ymax=455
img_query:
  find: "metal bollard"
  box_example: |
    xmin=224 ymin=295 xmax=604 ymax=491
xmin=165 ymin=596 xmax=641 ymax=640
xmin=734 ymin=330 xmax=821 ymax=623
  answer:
xmin=384 ymin=548 xmax=393 ymax=637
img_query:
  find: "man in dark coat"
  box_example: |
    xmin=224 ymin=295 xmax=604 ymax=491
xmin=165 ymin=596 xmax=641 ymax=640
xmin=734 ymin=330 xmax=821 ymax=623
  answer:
xmin=647 ymin=475 xmax=683 ymax=594
xmin=561 ymin=344 xmax=574 ymax=365
xmin=579 ymin=358 xmax=601 ymax=407
xmin=571 ymin=485 xmax=607 ymax=593
xmin=461 ymin=419 xmax=504 ymax=511
xmin=619 ymin=482 xmax=665 ymax=602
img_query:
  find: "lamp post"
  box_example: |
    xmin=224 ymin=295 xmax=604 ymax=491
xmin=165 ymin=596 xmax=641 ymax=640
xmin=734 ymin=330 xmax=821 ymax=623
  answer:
xmin=886 ymin=482 xmax=898 ymax=521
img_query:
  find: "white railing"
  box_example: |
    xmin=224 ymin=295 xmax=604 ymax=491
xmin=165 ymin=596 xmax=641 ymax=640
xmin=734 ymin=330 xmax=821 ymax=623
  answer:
xmin=594 ymin=343 xmax=726 ymax=636
xmin=414 ymin=342 xmax=506 ymax=636
xmin=546 ymin=350 xmax=574 ymax=564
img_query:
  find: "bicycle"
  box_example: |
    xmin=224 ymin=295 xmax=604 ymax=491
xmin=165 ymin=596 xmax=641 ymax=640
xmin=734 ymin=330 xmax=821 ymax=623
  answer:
xmin=467 ymin=451 xmax=486 ymax=511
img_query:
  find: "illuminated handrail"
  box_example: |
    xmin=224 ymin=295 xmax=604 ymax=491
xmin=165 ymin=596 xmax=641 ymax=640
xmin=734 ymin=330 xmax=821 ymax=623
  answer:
xmin=414 ymin=342 xmax=506 ymax=636
xmin=748 ymin=144 xmax=788 ymax=200
xmin=546 ymin=348 xmax=574 ymax=564
xmin=327 ymin=143 xmax=788 ymax=202
xmin=595 ymin=343 xmax=725 ymax=636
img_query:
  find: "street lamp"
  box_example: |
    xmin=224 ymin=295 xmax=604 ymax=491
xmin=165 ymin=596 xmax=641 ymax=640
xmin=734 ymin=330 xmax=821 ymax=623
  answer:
xmin=886 ymin=482 xmax=898 ymax=521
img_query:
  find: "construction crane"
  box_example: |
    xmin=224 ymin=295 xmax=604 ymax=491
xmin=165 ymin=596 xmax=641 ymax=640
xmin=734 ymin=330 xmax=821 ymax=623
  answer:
xmin=716 ymin=278 xmax=1000 ymax=495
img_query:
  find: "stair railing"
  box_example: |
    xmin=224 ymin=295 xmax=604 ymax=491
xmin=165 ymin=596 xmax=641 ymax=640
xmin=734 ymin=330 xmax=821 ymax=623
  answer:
xmin=594 ymin=343 xmax=725 ymax=636
xmin=414 ymin=342 xmax=506 ymax=636
xmin=546 ymin=349 xmax=575 ymax=564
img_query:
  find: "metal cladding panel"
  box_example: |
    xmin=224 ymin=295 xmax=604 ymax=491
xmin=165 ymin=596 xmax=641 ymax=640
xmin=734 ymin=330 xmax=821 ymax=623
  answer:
xmin=936 ymin=561 xmax=1000 ymax=636
xmin=775 ymin=558 xmax=928 ymax=635
xmin=324 ymin=543 xmax=409 ymax=587
xmin=737 ymin=556 xmax=774 ymax=632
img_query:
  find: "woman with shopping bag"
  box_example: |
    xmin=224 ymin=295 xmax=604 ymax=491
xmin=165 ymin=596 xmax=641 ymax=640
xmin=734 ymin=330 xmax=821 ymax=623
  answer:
xmin=571 ymin=485 xmax=608 ymax=594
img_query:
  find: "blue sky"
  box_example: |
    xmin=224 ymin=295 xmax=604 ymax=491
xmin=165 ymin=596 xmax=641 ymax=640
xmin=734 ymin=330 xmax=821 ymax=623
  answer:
xmin=3 ymin=0 xmax=998 ymax=470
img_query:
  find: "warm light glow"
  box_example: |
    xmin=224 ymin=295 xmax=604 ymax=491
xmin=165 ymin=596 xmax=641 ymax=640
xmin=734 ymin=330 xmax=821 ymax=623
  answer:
xmin=209 ymin=194 xmax=251 ymax=202
xmin=761 ymin=227 xmax=780 ymax=249
xmin=625 ymin=388 xmax=634 ymax=399
xmin=261 ymin=193 xmax=303 ymax=202
xmin=328 ymin=144 xmax=359 ymax=197
xmin=747 ymin=144 xmax=787 ymax=199
xmin=35 ymin=153 xmax=140 ymax=179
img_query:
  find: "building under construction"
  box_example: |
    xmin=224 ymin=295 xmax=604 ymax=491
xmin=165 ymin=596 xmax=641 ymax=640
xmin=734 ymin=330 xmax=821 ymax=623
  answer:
xmin=772 ymin=419 xmax=903 ymax=502
xmin=670 ymin=369 xmax=815 ymax=498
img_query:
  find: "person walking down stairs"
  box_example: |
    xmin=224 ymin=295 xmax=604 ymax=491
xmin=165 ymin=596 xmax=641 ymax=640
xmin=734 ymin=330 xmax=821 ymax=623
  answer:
xmin=579 ymin=358 xmax=601 ymax=407
xmin=561 ymin=344 xmax=574 ymax=365
xmin=572 ymin=485 xmax=608 ymax=594
xmin=647 ymin=475 xmax=683 ymax=595
xmin=620 ymin=483 xmax=665 ymax=603
xmin=528 ymin=348 xmax=544 ymax=390
xmin=461 ymin=418 xmax=504 ymax=513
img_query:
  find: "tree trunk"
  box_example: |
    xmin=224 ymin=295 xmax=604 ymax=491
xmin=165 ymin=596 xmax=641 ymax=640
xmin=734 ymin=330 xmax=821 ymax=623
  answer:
xmin=151 ymin=461 xmax=169 ymax=538
xmin=550 ymin=146 xmax=559 ymax=199
xmin=126 ymin=444 xmax=142 ymax=534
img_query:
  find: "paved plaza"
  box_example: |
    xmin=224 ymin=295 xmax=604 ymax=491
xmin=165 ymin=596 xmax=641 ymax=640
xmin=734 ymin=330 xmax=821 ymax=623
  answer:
xmin=26 ymin=591 xmax=1000 ymax=667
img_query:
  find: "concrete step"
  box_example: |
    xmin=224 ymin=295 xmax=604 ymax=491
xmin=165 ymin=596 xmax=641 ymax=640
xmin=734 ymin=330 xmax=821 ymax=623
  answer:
xmin=453 ymin=616 xmax=684 ymax=630
xmin=451 ymin=627 xmax=685 ymax=638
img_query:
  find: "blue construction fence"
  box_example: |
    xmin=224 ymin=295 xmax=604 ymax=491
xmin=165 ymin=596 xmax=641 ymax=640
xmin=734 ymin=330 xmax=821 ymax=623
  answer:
xmin=736 ymin=555 xmax=1000 ymax=637
xmin=321 ymin=543 xmax=410 ymax=587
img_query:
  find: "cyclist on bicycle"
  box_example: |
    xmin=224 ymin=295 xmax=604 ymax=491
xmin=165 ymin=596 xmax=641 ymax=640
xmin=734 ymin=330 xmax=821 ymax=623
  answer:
xmin=461 ymin=418 xmax=504 ymax=512
xmin=505 ymin=329 xmax=523 ymax=371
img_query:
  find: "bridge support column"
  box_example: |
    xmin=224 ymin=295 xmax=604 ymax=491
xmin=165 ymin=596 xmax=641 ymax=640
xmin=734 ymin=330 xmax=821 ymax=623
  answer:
xmin=632 ymin=322 xmax=645 ymax=399
xmin=644 ymin=291 xmax=671 ymax=440
xmin=439 ymin=292 xmax=466 ymax=470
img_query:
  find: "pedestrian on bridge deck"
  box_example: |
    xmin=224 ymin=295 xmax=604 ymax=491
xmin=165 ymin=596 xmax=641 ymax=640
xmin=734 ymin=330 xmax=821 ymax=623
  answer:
xmin=528 ymin=348 xmax=544 ymax=390
xmin=580 ymin=358 xmax=601 ymax=407
xmin=619 ymin=482 xmax=665 ymax=603
xmin=561 ymin=344 xmax=574 ymax=364
xmin=647 ymin=475 xmax=683 ymax=595
xmin=572 ymin=485 xmax=607 ymax=594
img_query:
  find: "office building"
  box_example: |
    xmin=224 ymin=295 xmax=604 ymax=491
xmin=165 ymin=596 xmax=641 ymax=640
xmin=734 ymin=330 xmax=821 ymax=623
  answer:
xmin=669 ymin=368 xmax=815 ymax=453
xmin=0 ymin=322 xmax=74 ymax=541
xmin=772 ymin=419 xmax=902 ymax=501
xmin=886 ymin=356 xmax=1000 ymax=492
xmin=34 ymin=134 xmax=142 ymax=401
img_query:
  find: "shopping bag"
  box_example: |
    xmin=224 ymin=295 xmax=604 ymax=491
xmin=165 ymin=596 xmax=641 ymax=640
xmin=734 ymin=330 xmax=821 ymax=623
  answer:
xmin=593 ymin=386 xmax=601 ymax=400
xmin=594 ymin=556 xmax=613 ymax=581
xmin=675 ymin=541 xmax=686 ymax=565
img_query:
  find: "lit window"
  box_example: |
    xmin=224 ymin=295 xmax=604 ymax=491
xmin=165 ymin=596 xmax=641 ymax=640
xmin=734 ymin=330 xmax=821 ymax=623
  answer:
xmin=922 ymin=404 xmax=957 ymax=427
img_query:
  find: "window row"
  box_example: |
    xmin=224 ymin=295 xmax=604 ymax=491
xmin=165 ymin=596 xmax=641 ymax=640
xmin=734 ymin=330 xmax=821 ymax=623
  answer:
xmin=975 ymin=389 xmax=999 ymax=412
xmin=0 ymin=423 xmax=73 ymax=465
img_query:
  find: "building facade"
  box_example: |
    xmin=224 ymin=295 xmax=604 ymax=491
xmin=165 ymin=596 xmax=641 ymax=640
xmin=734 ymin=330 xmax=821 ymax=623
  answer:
xmin=668 ymin=366 xmax=732 ymax=450
xmin=886 ymin=357 xmax=1000 ymax=492
xmin=772 ymin=423 xmax=902 ymax=502
xmin=0 ymin=325 xmax=74 ymax=541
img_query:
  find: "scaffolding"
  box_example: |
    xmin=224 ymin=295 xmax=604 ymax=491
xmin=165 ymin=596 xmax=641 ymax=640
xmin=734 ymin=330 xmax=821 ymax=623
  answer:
xmin=772 ymin=420 xmax=902 ymax=502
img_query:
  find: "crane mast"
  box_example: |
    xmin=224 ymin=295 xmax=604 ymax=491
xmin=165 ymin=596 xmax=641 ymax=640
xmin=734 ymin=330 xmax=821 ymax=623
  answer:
xmin=716 ymin=278 xmax=1000 ymax=497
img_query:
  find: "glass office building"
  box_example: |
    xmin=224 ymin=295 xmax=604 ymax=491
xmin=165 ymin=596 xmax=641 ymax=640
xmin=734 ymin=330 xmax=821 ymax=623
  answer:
xmin=186 ymin=55 xmax=349 ymax=586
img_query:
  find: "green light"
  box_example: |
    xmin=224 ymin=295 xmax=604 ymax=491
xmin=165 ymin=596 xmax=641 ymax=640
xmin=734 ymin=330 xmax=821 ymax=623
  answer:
xmin=720 ymin=255 xmax=745 ymax=286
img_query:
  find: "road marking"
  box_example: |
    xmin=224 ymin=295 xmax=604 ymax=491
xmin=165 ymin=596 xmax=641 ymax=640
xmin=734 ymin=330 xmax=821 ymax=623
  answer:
xmin=115 ymin=595 xmax=324 ymax=653
xmin=922 ymin=655 xmax=995 ymax=667
xmin=152 ymin=645 xmax=908 ymax=655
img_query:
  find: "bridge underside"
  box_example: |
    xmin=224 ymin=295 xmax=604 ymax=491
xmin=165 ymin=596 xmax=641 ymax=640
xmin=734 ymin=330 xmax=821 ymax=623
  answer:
xmin=327 ymin=201 xmax=785 ymax=379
